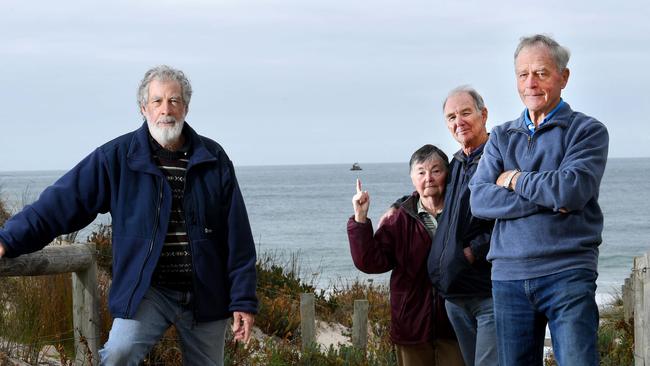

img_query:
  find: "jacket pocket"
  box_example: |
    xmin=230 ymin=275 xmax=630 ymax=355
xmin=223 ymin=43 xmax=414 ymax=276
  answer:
xmin=390 ymin=291 xmax=409 ymax=337
xmin=439 ymin=245 xmax=470 ymax=292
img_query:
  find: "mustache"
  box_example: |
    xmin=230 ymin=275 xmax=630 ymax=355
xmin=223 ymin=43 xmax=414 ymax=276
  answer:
xmin=156 ymin=116 xmax=179 ymax=124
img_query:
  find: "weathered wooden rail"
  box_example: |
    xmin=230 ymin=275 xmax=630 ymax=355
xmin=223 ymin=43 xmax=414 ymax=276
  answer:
xmin=0 ymin=243 xmax=99 ymax=366
xmin=622 ymin=251 xmax=650 ymax=366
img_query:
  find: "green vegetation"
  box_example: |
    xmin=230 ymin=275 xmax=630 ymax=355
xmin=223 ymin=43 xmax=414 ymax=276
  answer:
xmin=222 ymin=253 xmax=396 ymax=366
xmin=597 ymin=294 xmax=634 ymax=366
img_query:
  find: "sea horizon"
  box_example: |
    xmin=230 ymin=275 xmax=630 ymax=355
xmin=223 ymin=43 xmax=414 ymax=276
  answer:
xmin=1 ymin=156 xmax=648 ymax=174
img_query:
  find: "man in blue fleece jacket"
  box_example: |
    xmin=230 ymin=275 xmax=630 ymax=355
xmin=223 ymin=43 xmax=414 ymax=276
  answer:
xmin=0 ymin=65 xmax=257 ymax=366
xmin=469 ymin=34 xmax=609 ymax=366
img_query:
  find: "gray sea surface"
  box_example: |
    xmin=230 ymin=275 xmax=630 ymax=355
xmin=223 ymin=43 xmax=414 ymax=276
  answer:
xmin=1 ymin=158 xmax=648 ymax=304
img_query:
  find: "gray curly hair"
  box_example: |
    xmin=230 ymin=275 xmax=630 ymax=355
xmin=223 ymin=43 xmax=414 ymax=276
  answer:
xmin=137 ymin=65 xmax=193 ymax=116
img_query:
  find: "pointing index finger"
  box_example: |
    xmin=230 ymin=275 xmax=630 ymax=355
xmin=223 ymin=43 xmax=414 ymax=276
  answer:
xmin=356 ymin=178 xmax=362 ymax=194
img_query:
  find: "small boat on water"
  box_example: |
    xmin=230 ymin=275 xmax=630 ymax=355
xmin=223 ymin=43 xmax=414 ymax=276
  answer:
xmin=350 ymin=162 xmax=362 ymax=171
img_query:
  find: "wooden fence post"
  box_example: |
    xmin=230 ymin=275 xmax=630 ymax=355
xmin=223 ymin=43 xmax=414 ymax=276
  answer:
xmin=633 ymin=254 xmax=647 ymax=366
xmin=352 ymin=299 xmax=369 ymax=350
xmin=638 ymin=253 xmax=650 ymax=365
xmin=300 ymin=293 xmax=316 ymax=352
xmin=72 ymin=244 xmax=99 ymax=366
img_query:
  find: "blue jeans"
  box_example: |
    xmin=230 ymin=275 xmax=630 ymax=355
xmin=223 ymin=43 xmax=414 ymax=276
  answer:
xmin=492 ymin=268 xmax=599 ymax=366
xmin=444 ymin=296 xmax=498 ymax=366
xmin=99 ymin=286 xmax=228 ymax=366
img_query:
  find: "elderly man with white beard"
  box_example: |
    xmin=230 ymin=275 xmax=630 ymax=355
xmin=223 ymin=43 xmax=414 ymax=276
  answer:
xmin=0 ymin=65 xmax=258 ymax=366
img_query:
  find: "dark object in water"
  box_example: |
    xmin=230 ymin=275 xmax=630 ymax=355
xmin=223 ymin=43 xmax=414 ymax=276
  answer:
xmin=350 ymin=163 xmax=362 ymax=171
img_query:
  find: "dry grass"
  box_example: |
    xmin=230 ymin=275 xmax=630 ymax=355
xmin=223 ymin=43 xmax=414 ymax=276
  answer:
xmin=0 ymin=272 xmax=74 ymax=364
xmin=0 ymin=198 xmax=9 ymax=227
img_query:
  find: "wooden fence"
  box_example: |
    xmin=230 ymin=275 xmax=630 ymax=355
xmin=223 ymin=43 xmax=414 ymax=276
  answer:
xmin=299 ymin=293 xmax=369 ymax=351
xmin=0 ymin=243 xmax=99 ymax=366
xmin=622 ymin=251 xmax=650 ymax=366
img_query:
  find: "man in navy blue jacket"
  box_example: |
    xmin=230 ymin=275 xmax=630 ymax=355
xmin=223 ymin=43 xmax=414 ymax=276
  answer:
xmin=382 ymin=86 xmax=496 ymax=366
xmin=0 ymin=65 xmax=258 ymax=365
xmin=432 ymin=86 xmax=496 ymax=366
xmin=470 ymin=35 xmax=609 ymax=366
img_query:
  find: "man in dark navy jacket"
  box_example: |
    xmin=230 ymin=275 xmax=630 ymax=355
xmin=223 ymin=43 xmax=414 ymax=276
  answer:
xmin=383 ymin=86 xmax=496 ymax=366
xmin=0 ymin=65 xmax=257 ymax=366
xmin=431 ymin=86 xmax=496 ymax=366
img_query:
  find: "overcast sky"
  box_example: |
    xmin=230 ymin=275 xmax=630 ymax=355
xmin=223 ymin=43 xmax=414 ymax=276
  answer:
xmin=1 ymin=0 xmax=649 ymax=171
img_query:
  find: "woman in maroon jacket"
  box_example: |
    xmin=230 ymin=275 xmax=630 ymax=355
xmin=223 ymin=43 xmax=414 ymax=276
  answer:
xmin=347 ymin=144 xmax=464 ymax=366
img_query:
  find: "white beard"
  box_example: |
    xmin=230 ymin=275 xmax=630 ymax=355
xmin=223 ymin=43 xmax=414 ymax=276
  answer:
xmin=148 ymin=116 xmax=184 ymax=147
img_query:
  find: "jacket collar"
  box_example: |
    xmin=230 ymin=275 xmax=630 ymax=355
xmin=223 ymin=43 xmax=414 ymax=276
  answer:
xmin=508 ymin=101 xmax=573 ymax=134
xmin=453 ymin=141 xmax=486 ymax=166
xmin=127 ymin=121 xmax=217 ymax=174
xmin=400 ymin=192 xmax=420 ymax=218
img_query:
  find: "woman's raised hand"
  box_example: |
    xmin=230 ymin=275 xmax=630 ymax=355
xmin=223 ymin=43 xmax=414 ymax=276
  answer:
xmin=352 ymin=178 xmax=370 ymax=223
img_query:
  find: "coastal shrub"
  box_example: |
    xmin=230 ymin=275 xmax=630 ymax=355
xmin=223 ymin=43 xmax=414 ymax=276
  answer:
xmin=0 ymin=194 xmax=9 ymax=226
xmin=318 ymin=280 xmax=390 ymax=325
xmin=225 ymin=337 xmax=301 ymax=366
xmin=255 ymin=251 xmax=314 ymax=341
xmin=257 ymin=293 xmax=301 ymax=340
xmin=226 ymin=339 xmax=395 ymax=366
xmin=257 ymin=338 xmax=301 ymax=365
xmin=301 ymin=343 xmax=366 ymax=365
xmin=142 ymin=327 xmax=183 ymax=366
xmin=0 ymin=272 xmax=74 ymax=363
xmin=598 ymin=295 xmax=634 ymax=366
xmin=87 ymin=223 xmax=112 ymax=276
xmin=224 ymin=337 xmax=258 ymax=365
xmin=317 ymin=280 xmax=394 ymax=363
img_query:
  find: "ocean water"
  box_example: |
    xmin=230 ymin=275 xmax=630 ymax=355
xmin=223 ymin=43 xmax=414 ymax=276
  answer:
xmin=1 ymin=158 xmax=649 ymax=304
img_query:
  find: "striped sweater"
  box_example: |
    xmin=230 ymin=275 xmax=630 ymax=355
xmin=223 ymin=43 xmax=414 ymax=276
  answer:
xmin=149 ymin=135 xmax=193 ymax=291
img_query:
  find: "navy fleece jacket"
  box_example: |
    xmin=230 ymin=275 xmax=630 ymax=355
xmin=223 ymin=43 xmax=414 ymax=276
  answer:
xmin=0 ymin=122 xmax=258 ymax=320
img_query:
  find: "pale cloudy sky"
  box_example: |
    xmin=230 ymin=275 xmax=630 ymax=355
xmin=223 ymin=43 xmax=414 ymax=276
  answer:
xmin=1 ymin=0 xmax=649 ymax=171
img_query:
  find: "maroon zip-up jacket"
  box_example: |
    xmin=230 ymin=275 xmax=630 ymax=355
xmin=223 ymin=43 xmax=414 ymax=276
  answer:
xmin=347 ymin=193 xmax=455 ymax=345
